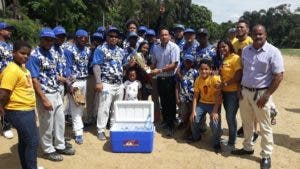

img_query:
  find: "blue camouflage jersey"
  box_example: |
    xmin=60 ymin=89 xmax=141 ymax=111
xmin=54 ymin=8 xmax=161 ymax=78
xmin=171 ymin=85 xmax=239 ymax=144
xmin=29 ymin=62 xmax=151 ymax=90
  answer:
xmin=175 ymin=38 xmax=185 ymax=52
xmin=195 ymin=44 xmax=219 ymax=68
xmin=92 ymin=43 xmax=125 ymax=85
xmin=176 ymin=68 xmax=198 ymax=102
xmin=181 ymin=41 xmax=199 ymax=61
xmin=0 ymin=41 xmax=13 ymax=72
xmin=51 ymin=45 xmax=68 ymax=77
xmin=26 ymin=47 xmax=60 ymax=93
xmin=65 ymin=45 xmax=90 ymax=79
xmin=123 ymin=46 xmax=138 ymax=65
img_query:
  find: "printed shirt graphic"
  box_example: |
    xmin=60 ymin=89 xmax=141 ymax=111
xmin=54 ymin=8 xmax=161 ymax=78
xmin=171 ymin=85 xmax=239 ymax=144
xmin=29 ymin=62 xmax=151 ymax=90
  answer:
xmin=195 ymin=44 xmax=218 ymax=68
xmin=194 ymin=75 xmax=221 ymax=104
xmin=26 ymin=47 xmax=60 ymax=93
xmin=0 ymin=42 xmax=13 ymax=72
xmin=176 ymin=68 xmax=198 ymax=102
xmin=51 ymin=45 xmax=67 ymax=77
xmin=124 ymin=80 xmax=142 ymax=100
xmin=93 ymin=44 xmax=125 ymax=85
xmin=65 ymin=45 xmax=90 ymax=79
xmin=0 ymin=62 xmax=36 ymax=110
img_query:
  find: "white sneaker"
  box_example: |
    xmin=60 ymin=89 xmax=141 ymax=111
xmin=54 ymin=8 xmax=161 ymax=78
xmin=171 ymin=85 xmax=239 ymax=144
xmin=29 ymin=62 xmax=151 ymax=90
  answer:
xmin=38 ymin=166 xmax=44 ymax=169
xmin=3 ymin=130 xmax=14 ymax=139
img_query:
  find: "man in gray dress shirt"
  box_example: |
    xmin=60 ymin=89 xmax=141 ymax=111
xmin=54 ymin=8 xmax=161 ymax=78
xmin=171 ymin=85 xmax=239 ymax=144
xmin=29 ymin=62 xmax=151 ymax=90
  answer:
xmin=232 ymin=24 xmax=284 ymax=169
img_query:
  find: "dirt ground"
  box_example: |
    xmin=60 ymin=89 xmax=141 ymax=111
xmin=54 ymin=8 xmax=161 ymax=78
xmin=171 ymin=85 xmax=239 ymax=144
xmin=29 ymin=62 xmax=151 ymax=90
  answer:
xmin=0 ymin=56 xmax=299 ymax=169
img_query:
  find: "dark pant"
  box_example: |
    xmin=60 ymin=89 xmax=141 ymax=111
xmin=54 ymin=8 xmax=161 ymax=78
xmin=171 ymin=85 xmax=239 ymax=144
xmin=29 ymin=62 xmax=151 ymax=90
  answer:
xmin=1 ymin=114 xmax=12 ymax=131
xmin=223 ymin=91 xmax=239 ymax=145
xmin=157 ymin=76 xmax=176 ymax=128
xmin=5 ymin=110 xmax=39 ymax=169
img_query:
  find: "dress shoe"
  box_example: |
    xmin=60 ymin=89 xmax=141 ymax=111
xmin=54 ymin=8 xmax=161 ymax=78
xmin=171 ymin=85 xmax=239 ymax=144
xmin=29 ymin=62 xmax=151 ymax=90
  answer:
xmin=260 ymin=158 xmax=271 ymax=169
xmin=231 ymin=148 xmax=254 ymax=155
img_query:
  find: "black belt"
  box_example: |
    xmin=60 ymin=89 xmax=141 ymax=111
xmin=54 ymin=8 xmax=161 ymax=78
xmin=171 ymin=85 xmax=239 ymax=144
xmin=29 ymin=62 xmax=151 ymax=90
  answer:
xmin=242 ymin=86 xmax=268 ymax=92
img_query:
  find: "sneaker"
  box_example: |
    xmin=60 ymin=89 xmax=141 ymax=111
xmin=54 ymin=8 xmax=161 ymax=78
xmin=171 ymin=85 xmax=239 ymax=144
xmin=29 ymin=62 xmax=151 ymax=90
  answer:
xmin=224 ymin=144 xmax=235 ymax=152
xmin=38 ymin=166 xmax=44 ymax=169
xmin=65 ymin=141 xmax=72 ymax=149
xmin=213 ymin=144 xmax=222 ymax=153
xmin=3 ymin=129 xmax=14 ymax=139
xmin=97 ymin=132 xmax=106 ymax=141
xmin=75 ymin=135 xmax=83 ymax=145
xmin=231 ymin=148 xmax=254 ymax=155
xmin=252 ymin=132 xmax=259 ymax=143
xmin=56 ymin=147 xmax=75 ymax=155
xmin=43 ymin=152 xmax=63 ymax=161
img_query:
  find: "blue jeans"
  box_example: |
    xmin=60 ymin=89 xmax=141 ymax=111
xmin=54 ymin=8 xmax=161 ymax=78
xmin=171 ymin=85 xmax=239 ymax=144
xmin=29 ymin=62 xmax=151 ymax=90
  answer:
xmin=5 ymin=110 xmax=39 ymax=169
xmin=223 ymin=91 xmax=239 ymax=145
xmin=191 ymin=103 xmax=221 ymax=146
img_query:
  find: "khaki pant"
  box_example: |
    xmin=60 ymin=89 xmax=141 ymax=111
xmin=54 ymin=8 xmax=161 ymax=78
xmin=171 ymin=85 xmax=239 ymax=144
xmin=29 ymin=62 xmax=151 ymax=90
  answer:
xmin=239 ymin=88 xmax=274 ymax=158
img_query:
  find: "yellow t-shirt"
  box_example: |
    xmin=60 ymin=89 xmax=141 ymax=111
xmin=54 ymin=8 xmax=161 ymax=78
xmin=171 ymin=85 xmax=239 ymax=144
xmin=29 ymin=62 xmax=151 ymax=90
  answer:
xmin=230 ymin=37 xmax=238 ymax=45
xmin=233 ymin=36 xmax=253 ymax=56
xmin=220 ymin=53 xmax=242 ymax=92
xmin=0 ymin=62 xmax=36 ymax=110
xmin=194 ymin=75 xmax=221 ymax=104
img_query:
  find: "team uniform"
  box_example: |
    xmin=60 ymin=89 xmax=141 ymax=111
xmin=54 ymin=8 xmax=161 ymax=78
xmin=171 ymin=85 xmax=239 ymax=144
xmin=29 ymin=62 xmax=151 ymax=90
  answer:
xmin=64 ymin=44 xmax=91 ymax=139
xmin=195 ymin=44 xmax=219 ymax=69
xmin=26 ymin=46 xmax=67 ymax=155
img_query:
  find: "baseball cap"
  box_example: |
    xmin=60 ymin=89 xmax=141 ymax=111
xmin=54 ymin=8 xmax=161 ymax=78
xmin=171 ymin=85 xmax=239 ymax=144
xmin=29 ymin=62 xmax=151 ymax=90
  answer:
xmin=138 ymin=26 xmax=148 ymax=32
xmin=107 ymin=26 xmax=120 ymax=35
xmin=75 ymin=29 xmax=88 ymax=37
xmin=173 ymin=24 xmax=185 ymax=30
xmin=92 ymin=32 xmax=104 ymax=40
xmin=197 ymin=28 xmax=209 ymax=36
xmin=39 ymin=28 xmax=56 ymax=38
xmin=53 ymin=26 xmax=66 ymax=36
xmin=0 ymin=22 xmax=15 ymax=31
xmin=96 ymin=26 xmax=106 ymax=33
xmin=183 ymin=54 xmax=195 ymax=62
xmin=184 ymin=28 xmax=195 ymax=35
xmin=127 ymin=32 xmax=138 ymax=39
xmin=146 ymin=29 xmax=156 ymax=36
xmin=228 ymin=28 xmax=236 ymax=33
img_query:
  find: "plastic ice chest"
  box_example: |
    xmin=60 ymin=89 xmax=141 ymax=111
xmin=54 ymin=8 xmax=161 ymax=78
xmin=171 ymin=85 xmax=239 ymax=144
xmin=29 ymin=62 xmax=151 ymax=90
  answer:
xmin=110 ymin=101 xmax=154 ymax=153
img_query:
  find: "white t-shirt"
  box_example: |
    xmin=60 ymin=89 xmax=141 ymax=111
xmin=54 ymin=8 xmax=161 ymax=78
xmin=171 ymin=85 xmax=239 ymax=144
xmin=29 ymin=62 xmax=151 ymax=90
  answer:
xmin=124 ymin=80 xmax=142 ymax=100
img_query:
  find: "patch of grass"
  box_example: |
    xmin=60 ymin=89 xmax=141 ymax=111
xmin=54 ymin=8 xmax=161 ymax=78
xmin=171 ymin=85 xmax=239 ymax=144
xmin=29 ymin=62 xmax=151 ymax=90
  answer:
xmin=281 ymin=49 xmax=300 ymax=57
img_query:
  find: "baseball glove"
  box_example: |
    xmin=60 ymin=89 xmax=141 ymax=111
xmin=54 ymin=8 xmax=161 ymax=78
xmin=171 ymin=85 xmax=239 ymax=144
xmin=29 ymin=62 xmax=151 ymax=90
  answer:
xmin=72 ymin=87 xmax=86 ymax=106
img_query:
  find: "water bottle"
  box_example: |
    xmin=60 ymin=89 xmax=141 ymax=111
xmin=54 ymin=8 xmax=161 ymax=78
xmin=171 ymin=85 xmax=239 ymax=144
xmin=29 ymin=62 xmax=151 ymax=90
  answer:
xmin=144 ymin=113 xmax=152 ymax=130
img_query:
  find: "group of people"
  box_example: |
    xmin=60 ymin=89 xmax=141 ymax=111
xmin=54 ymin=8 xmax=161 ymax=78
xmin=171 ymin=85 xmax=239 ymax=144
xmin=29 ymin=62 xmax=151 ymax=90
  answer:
xmin=0 ymin=18 xmax=283 ymax=169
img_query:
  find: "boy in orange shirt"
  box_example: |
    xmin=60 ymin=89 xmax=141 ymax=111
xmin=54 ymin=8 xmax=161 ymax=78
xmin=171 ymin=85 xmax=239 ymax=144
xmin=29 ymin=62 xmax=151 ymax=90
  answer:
xmin=189 ymin=59 xmax=222 ymax=153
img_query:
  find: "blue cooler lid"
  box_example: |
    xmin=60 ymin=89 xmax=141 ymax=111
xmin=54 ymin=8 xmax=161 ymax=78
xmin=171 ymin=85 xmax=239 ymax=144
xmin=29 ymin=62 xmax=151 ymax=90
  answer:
xmin=114 ymin=101 xmax=154 ymax=123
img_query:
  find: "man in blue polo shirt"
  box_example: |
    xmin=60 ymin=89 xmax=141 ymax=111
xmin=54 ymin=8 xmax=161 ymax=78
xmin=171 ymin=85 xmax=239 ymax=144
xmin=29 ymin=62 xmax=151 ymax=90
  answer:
xmin=26 ymin=28 xmax=75 ymax=161
xmin=64 ymin=29 xmax=91 ymax=144
xmin=232 ymin=25 xmax=284 ymax=169
xmin=93 ymin=27 xmax=125 ymax=140
xmin=0 ymin=22 xmax=15 ymax=139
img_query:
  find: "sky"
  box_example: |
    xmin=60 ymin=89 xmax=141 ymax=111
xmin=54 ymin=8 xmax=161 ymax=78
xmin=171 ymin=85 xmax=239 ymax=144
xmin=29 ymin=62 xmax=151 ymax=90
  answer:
xmin=192 ymin=0 xmax=300 ymax=23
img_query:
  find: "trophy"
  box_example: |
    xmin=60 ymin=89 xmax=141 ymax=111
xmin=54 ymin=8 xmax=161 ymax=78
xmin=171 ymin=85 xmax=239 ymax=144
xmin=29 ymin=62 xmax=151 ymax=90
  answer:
xmin=133 ymin=52 xmax=151 ymax=74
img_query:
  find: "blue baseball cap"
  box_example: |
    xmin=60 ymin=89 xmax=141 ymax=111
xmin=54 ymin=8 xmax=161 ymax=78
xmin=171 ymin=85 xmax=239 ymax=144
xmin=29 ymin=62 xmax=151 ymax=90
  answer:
xmin=53 ymin=26 xmax=66 ymax=36
xmin=75 ymin=29 xmax=88 ymax=37
xmin=39 ymin=28 xmax=55 ymax=38
xmin=96 ymin=26 xmax=106 ymax=33
xmin=184 ymin=28 xmax=195 ymax=35
xmin=197 ymin=28 xmax=209 ymax=36
xmin=0 ymin=22 xmax=15 ymax=30
xmin=173 ymin=24 xmax=185 ymax=30
xmin=146 ymin=29 xmax=156 ymax=36
xmin=107 ymin=26 xmax=120 ymax=35
xmin=183 ymin=54 xmax=195 ymax=62
xmin=138 ymin=26 xmax=148 ymax=32
xmin=92 ymin=32 xmax=104 ymax=39
xmin=127 ymin=32 xmax=138 ymax=39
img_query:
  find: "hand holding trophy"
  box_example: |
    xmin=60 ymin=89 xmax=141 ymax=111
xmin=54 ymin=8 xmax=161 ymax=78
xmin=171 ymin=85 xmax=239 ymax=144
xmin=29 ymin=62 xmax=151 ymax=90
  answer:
xmin=133 ymin=52 xmax=151 ymax=74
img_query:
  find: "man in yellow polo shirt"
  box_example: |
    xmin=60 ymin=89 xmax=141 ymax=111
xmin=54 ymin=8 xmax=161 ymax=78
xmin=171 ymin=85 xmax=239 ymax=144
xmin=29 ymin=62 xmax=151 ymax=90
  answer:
xmin=233 ymin=20 xmax=253 ymax=56
xmin=0 ymin=40 xmax=40 ymax=169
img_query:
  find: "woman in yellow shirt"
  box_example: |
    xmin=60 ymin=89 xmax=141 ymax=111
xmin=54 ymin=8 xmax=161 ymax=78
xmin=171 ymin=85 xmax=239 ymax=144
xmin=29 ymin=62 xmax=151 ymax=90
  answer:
xmin=217 ymin=39 xmax=242 ymax=151
xmin=0 ymin=40 xmax=39 ymax=169
xmin=189 ymin=59 xmax=222 ymax=153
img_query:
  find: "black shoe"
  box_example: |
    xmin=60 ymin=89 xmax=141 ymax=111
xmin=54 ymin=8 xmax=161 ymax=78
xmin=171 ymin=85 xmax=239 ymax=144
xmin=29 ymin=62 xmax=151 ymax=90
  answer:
xmin=237 ymin=127 xmax=244 ymax=137
xmin=253 ymin=132 xmax=259 ymax=142
xmin=44 ymin=152 xmax=63 ymax=161
xmin=231 ymin=148 xmax=254 ymax=155
xmin=213 ymin=144 xmax=222 ymax=154
xmin=65 ymin=141 xmax=72 ymax=149
xmin=166 ymin=128 xmax=174 ymax=137
xmin=56 ymin=147 xmax=75 ymax=155
xmin=260 ymin=158 xmax=271 ymax=169
xmin=186 ymin=135 xmax=201 ymax=143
